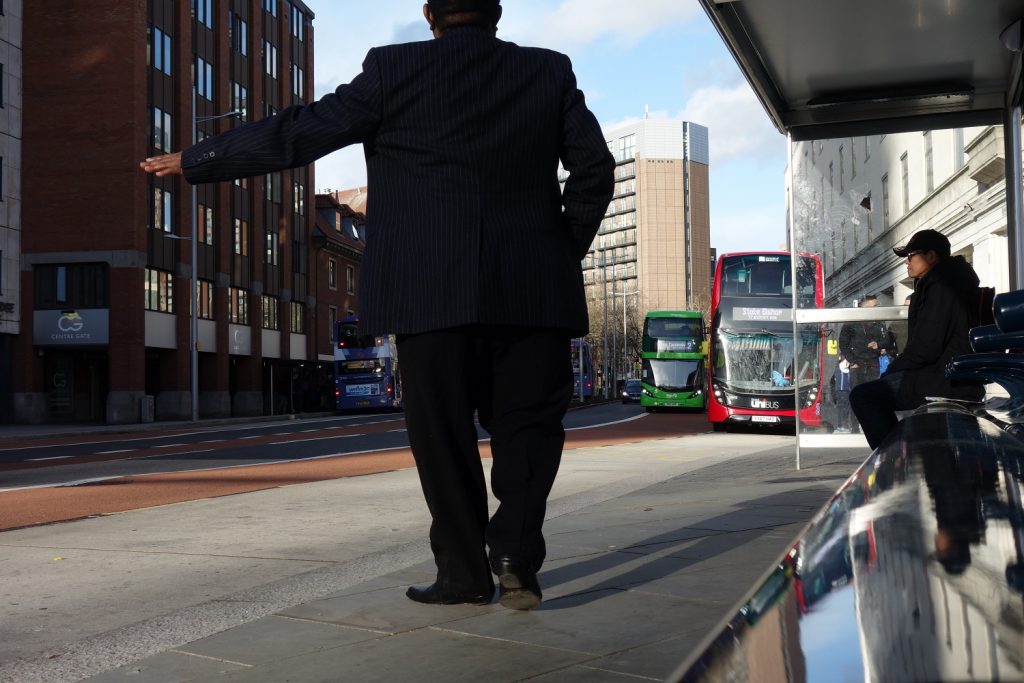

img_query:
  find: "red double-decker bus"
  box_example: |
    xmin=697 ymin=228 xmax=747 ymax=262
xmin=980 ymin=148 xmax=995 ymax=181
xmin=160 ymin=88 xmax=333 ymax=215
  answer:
xmin=707 ymin=251 xmax=825 ymax=431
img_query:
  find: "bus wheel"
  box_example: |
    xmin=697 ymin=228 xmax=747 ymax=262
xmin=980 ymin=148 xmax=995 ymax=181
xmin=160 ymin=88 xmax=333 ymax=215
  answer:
xmin=711 ymin=422 xmax=727 ymax=433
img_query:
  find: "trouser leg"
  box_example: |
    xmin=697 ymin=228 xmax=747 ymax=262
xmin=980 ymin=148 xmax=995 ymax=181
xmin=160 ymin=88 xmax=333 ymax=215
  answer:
xmin=850 ymin=373 xmax=903 ymax=450
xmin=396 ymin=329 xmax=493 ymax=592
xmin=477 ymin=327 xmax=573 ymax=572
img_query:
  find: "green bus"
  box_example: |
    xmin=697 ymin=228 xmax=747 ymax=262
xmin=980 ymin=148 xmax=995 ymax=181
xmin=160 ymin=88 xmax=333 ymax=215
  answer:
xmin=640 ymin=310 xmax=707 ymax=411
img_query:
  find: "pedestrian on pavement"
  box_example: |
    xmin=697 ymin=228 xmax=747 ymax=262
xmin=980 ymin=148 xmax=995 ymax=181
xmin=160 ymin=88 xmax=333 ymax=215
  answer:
xmin=850 ymin=230 xmax=985 ymax=449
xmin=838 ymin=294 xmax=893 ymax=388
xmin=140 ymin=0 xmax=615 ymax=611
xmin=832 ymin=356 xmax=853 ymax=433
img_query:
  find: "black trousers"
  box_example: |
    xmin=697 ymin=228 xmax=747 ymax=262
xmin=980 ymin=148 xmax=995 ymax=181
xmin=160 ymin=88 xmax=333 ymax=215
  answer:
xmin=849 ymin=371 xmax=907 ymax=450
xmin=396 ymin=325 xmax=573 ymax=593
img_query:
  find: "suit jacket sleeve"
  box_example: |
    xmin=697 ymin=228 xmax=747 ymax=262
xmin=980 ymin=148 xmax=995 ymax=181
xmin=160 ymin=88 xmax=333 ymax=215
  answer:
xmin=557 ymin=55 xmax=615 ymax=260
xmin=182 ymin=50 xmax=383 ymax=185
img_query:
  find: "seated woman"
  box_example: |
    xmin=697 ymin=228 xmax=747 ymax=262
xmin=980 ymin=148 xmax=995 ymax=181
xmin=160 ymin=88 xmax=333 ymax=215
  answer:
xmin=850 ymin=229 xmax=985 ymax=449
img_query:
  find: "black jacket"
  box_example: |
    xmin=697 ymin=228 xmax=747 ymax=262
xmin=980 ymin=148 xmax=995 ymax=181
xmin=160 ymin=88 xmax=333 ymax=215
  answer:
xmin=887 ymin=256 xmax=984 ymax=404
xmin=839 ymin=319 xmax=892 ymax=366
xmin=181 ymin=27 xmax=615 ymax=337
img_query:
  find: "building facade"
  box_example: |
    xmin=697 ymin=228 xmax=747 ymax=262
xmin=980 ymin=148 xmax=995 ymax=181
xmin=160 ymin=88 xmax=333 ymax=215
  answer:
xmin=789 ymin=126 xmax=1010 ymax=308
xmin=313 ymin=193 xmax=364 ymax=362
xmin=0 ymin=1 xmax=22 ymax=423
xmin=17 ymin=0 xmax=316 ymax=424
xmin=573 ymin=118 xmax=712 ymax=324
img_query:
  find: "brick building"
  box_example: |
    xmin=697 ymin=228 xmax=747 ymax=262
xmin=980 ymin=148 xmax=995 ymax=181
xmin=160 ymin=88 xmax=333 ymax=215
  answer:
xmin=313 ymin=192 xmax=365 ymax=361
xmin=16 ymin=0 xmax=316 ymax=423
xmin=0 ymin=1 xmax=22 ymax=423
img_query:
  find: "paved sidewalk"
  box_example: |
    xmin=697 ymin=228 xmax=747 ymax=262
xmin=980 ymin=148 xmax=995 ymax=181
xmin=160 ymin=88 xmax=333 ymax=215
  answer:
xmin=0 ymin=432 xmax=867 ymax=683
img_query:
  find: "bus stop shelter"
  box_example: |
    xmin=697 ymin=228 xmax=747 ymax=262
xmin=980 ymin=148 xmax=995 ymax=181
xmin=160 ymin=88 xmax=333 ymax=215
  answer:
xmin=699 ymin=0 xmax=1024 ymax=461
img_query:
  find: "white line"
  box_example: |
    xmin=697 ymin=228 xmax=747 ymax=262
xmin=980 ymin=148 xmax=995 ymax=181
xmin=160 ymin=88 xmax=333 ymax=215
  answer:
xmin=273 ymin=434 xmax=365 ymax=446
xmin=388 ymin=429 xmax=407 ymax=433
xmin=565 ymin=413 xmax=648 ymax=431
xmin=200 ymin=439 xmax=223 ymax=444
xmin=26 ymin=456 xmax=73 ymax=462
xmin=154 ymin=444 xmax=186 ymax=449
xmin=95 ymin=449 xmax=136 ymax=455
xmin=240 ymin=436 xmax=261 ymax=440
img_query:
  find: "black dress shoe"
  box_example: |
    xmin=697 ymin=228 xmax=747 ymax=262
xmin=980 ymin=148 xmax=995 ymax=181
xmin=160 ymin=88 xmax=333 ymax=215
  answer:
xmin=491 ymin=555 xmax=542 ymax=610
xmin=405 ymin=583 xmax=492 ymax=606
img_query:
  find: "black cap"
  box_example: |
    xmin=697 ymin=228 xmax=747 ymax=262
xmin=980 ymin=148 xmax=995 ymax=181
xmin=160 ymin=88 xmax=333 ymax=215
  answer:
xmin=893 ymin=229 xmax=951 ymax=258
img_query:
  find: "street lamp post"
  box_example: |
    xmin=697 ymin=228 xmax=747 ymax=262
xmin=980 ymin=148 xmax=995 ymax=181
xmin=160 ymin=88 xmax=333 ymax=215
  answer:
xmin=611 ymin=287 xmax=639 ymax=383
xmin=183 ymin=86 xmax=241 ymax=421
xmin=600 ymin=236 xmax=608 ymax=399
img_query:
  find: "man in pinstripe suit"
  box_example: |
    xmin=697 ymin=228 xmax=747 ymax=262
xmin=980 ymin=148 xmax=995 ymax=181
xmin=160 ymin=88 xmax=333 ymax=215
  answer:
xmin=142 ymin=0 xmax=614 ymax=610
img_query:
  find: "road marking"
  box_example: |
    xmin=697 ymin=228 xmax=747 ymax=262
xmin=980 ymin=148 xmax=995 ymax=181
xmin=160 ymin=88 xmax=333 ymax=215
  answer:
xmin=154 ymin=444 xmax=186 ymax=448
xmin=273 ymin=433 xmax=365 ymax=445
xmin=200 ymin=439 xmax=223 ymax=444
xmin=388 ymin=429 xmax=407 ymax=433
xmin=26 ymin=456 xmax=73 ymax=462
xmin=565 ymin=413 xmax=648 ymax=431
xmin=96 ymin=449 xmax=137 ymax=455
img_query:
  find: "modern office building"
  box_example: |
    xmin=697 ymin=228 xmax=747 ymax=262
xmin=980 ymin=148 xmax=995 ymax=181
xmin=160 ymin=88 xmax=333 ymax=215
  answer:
xmin=789 ymin=126 xmax=1011 ymax=307
xmin=573 ymin=118 xmax=712 ymax=326
xmin=16 ymin=0 xmax=315 ymax=423
xmin=0 ymin=1 xmax=22 ymax=423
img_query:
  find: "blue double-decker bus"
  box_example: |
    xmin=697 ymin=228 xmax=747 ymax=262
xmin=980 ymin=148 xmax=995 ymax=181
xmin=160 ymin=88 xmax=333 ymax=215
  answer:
xmin=333 ymin=316 xmax=402 ymax=411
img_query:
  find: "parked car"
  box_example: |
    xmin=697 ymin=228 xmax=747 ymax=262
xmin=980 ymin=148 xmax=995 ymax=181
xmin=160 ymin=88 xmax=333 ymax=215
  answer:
xmin=621 ymin=378 xmax=642 ymax=403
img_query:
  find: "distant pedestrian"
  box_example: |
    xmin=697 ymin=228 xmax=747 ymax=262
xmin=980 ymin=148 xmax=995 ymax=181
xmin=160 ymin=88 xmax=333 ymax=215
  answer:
xmin=850 ymin=230 xmax=985 ymax=449
xmin=140 ymin=0 xmax=614 ymax=611
xmin=838 ymin=295 xmax=892 ymax=386
xmin=832 ymin=357 xmax=853 ymax=433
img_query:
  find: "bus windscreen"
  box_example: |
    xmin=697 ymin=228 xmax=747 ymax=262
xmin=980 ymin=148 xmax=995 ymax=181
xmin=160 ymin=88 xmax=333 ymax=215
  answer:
xmin=642 ymin=358 xmax=702 ymax=391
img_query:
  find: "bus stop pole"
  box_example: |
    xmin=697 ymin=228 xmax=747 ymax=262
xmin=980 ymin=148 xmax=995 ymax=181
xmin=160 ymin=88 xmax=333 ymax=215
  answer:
xmin=786 ymin=131 xmax=802 ymax=471
xmin=1005 ymin=102 xmax=1024 ymax=290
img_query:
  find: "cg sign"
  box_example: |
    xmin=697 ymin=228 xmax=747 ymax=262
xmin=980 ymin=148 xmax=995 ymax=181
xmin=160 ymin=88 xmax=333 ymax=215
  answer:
xmin=58 ymin=312 xmax=85 ymax=333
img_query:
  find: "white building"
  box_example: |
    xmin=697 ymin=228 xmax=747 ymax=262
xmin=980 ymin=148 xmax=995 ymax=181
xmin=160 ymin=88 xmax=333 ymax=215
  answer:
xmin=789 ymin=126 xmax=1010 ymax=307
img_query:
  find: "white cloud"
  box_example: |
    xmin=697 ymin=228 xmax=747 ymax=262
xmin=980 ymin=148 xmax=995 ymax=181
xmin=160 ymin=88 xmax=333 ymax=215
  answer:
xmin=680 ymin=81 xmax=785 ymax=164
xmin=503 ymin=0 xmax=701 ymax=50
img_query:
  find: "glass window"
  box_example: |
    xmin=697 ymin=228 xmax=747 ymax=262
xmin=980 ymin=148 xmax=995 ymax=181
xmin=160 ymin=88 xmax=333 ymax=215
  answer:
xmin=290 ymin=3 xmax=305 ymax=40
xmin=346 ymin=265 xmax=355 ymax=294
xmin=954 ymin=128 xmax=965 ymax=171
xmin=196 ymin=279 xmax=214 ymax=319
xmin=230 ymin=14 xmax=248 ymax=56
xmin=263 ymin=40 xmax=278 ymax=78
xmin=290 ymin=301 xmax=304 ymax=333
xmin=261 ymin=295 xmax=279 ymax=329
xmin=265 ymin=229 xmax=278 ymax=265
xmin=293 ymin=182 xmax=304 ymax=214
xmin=232 ymin=82 xmax=248 ymax=120
xmin=900 ymin=152 xmax=910 ymax=214
xmin=192 ymin=0 xmax=213 ymax=28
xmin=229 ymin=287 xmax=248 ymax=324
xmin=152 ymin=107 xmax=172 ymax=151
xmin=153 ymin=187 xmax=173 ymax=232
xmin=152 ymin=27 xmax=172 ymax=75
xmin=196 ymin=57 xmax=214 ymax=100
xmin=34 ymin=263 xmax=109 ymax=309
xmin=198 ymin=204 xmax=214 ymax=244
xmin=881 ymin=174 xmax=890 ymax=228
xmin=233 ymin=218 xmax=248 ymax=255
xmin=328 ymin=259 xmax=338 ymax=289
xmin=292 ymin=64 xmax=304 ymax=99
xmin=263 ymin=0 xmax=277 ymax=16
xmin=924 ymin=131 xmax=934 ymax=193
xmin=144 ymin=267 xmax=174 ymax=313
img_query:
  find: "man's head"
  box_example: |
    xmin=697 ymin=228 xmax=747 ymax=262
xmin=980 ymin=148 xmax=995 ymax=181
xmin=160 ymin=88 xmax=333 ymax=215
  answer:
xmin=423 ymin=0 xmax=502 ymax=36
xmin=861 ymin=294 xmax=878 ymax=308
xmin=893 ymin=229 xmax=950 ymax=279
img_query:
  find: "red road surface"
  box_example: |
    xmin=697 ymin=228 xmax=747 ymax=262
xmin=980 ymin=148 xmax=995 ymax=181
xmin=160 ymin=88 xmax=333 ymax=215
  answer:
xmin=0 ymin=413 xmax=708 ymax=531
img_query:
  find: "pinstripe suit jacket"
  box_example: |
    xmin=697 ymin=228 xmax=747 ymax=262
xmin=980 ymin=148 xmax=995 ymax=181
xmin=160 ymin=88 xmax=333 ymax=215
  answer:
xmin=182 ymin=26 xmax=615 ymax=337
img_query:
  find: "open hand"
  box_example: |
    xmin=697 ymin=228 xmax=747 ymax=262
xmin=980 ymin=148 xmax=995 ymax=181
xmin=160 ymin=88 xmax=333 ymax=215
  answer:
xmin=140 ymin=152 xmax=183 ymax=177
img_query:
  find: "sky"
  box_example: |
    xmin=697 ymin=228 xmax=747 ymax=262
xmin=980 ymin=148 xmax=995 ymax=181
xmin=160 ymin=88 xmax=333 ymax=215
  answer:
xmin=301 ymin=0 xmax=788 ymax=255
